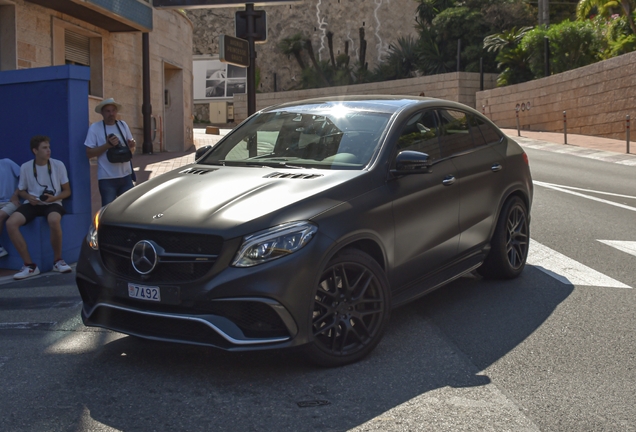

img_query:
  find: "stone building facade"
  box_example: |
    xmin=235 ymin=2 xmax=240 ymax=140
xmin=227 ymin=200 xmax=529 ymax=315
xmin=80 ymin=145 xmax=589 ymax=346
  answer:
xmin=1 ymin=0 xmax=194 ymax=152
xmin=187 ymin=0 xmax=420 ymax=94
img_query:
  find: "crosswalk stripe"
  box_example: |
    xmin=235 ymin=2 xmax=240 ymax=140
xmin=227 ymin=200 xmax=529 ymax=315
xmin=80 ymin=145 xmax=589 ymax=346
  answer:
xmin=597 ymin=240 xmax=636 ymax=258
xmin=533 ymin=181 xmax=636 ymax=213
xmin=527 ymin=240 xmax=631 ymax=288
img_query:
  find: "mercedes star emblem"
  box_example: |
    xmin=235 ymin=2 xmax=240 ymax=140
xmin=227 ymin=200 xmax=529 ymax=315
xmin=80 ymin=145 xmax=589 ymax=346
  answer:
xmin=131 ymin=240 xmax=158 ymax=274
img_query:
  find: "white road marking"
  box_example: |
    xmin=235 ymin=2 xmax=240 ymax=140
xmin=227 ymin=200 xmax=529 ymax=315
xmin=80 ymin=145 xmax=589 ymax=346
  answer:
xmin=533 ymin=181 xmax=636 ymax=213
xmin=527 ymin=240 xmax=631 ymax=288
xmin=597 ymin=240 xmax=636 ymax=258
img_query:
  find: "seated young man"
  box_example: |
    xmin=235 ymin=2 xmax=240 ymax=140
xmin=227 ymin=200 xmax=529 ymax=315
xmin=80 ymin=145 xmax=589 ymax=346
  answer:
xmin=6 ymin=135 xmax=72 ymax=279
xmin=0 ymin=158 xmax=21 ymax=258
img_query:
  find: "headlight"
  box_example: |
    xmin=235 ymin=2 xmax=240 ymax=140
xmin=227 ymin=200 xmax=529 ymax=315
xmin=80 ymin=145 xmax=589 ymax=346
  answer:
xmin=87 ymin=206 xmax=108 ymax=250
xmin=232 ymin=221 xmax=318 ymax=267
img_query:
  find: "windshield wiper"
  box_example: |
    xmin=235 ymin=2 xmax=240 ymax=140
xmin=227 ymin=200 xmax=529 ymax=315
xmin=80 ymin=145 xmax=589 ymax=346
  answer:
xmin=217 ymin=160 xmax=267 ymax=167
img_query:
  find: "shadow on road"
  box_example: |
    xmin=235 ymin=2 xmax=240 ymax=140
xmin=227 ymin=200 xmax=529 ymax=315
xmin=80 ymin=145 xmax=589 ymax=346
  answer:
xmin=1 ymin=267 xmax=572 ymax=431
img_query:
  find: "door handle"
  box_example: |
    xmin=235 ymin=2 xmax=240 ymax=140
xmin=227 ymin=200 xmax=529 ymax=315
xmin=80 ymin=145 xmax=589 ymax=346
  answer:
xmin=491 ymin=164 xmax=502 ymax=172
xmin=442 ymin=175 xmax=456 ymax=186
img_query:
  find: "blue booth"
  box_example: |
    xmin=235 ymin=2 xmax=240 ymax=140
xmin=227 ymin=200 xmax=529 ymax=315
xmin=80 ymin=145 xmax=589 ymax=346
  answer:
xmin=0 ymin=65 xmax=92 ymax=272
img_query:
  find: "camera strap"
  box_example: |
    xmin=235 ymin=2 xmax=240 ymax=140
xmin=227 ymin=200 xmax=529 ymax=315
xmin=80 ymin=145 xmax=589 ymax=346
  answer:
xmin=32 ymin=159 xmax=56 ymax=195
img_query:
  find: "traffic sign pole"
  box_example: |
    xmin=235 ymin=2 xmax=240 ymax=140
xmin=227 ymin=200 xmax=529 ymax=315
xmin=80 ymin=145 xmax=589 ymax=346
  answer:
xmin=246 ymin=3 xmax=257 ymax=116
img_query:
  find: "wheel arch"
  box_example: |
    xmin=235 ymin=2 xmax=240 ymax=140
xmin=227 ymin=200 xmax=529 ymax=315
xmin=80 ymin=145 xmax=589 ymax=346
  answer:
xmin=491 ymin=187 xmax=531 ymax=239
xmin=336 ymin=238 xmax=386 ymax=271
xmin=320 ymin=232 xmax=388 ymax=275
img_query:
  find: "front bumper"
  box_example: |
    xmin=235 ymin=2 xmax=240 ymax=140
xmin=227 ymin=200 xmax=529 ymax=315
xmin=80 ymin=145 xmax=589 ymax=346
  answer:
xmin=75 ymin=231 xmax=333 ymax=351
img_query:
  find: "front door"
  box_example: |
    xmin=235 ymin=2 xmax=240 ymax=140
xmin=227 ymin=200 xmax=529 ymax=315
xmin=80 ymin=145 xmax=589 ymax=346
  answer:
xmin=390 ymin=110 xmax=460 ymax=288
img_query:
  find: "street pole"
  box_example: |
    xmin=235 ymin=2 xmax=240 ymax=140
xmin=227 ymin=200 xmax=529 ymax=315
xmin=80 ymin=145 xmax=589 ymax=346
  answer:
xmin=627 ymin=115 xmax=631 ymax=154
xmin=539 ymin=0 xmax=549 ymax=25
xmin=479 ymin=57 xmax=483 ymax=91
xmin=544 ymin=37 xmax=550 ymax=77
xmin=563 ymin=111 xmax=568 ymax=145
xmin=246 ymin=3 xmax=257 ymax=116
xmin=142 ymin=32 xmax=153 ymax=154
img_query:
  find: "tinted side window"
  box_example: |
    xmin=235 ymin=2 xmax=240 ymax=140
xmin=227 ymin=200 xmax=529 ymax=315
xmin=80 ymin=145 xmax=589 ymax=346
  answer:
xmin=438 ymin=109 xmax=474 ymax=158
xmin=471 ymin=114 xmax=503 ymax=145
xmin=468 ymin=114 xmax=487 ymax=147
xmin=397 ymin=110 xmax=441 ymax=161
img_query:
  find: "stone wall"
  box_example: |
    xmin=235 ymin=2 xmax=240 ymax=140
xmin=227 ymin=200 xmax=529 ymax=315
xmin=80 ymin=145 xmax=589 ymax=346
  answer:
xmin=231 ymin=72 xmax=498 ymax=123
xmin=13 ymin=0 xmax=193 ymax=152
xmin=186 ymin=0 xmax=420 ymax=94
xmin=477 ymin=51 xmax=636 ymax=140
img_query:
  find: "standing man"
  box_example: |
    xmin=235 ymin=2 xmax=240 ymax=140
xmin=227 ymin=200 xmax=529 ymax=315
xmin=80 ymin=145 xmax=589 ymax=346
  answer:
xmin=6 ymin=136 xmax=72 ymax=279
xmin=0 ymin=158 xmax=21 ymax=258
xmin=85 ymin=98 xmax=136 ymax=206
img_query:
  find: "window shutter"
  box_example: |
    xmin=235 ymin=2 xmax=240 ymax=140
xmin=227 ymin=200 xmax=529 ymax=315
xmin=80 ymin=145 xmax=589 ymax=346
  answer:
xmin=65 ymin=30 xmax=90 ymax=66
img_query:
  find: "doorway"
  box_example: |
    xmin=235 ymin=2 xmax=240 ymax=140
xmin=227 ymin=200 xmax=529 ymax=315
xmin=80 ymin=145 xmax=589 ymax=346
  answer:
xmin=163 ymin=62 xmax=184 ymax=151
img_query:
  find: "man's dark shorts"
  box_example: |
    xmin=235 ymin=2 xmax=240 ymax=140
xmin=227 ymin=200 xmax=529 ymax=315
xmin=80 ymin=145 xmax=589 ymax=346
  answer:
xmin=16 ymin=203 xmax=66 ymax=224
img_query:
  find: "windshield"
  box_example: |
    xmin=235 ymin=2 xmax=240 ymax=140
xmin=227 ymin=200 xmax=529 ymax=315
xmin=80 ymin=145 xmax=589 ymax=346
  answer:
xmin=199 ymin=106 xmax=391 ymax=170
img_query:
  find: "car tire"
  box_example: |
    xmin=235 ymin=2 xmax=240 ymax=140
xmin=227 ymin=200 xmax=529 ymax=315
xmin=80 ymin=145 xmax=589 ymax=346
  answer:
xmin=305 ymin=249 xmax=391 ymax=367
xmin=478 ymin=196 xmax=529 ymax=280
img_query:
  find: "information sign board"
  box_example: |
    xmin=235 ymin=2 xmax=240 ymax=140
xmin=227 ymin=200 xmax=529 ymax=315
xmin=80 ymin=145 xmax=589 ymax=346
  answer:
xmin=220 ymin=35 xmax=249 ymax=68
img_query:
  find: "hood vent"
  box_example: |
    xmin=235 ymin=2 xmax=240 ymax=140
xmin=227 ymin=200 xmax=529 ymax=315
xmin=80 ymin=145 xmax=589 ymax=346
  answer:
xmin=265 ymin=172 xmax=324 ymax=180
xmin=180 ymin=167 xmax=217 ymax=175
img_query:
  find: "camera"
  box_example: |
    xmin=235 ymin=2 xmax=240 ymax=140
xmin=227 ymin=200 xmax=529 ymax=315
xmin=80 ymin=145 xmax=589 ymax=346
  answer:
xmin=40 ymin=190 xmax=54 ymax=201
xmin=108 ymin=133 xmax=119 ymax=146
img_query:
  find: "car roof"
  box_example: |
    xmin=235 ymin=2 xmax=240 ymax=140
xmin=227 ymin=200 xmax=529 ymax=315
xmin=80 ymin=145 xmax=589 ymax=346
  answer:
xmin=262 ymin=96 xmax=431 ymax=115
xmin=261 ymin=95 xmax=480 ymax=117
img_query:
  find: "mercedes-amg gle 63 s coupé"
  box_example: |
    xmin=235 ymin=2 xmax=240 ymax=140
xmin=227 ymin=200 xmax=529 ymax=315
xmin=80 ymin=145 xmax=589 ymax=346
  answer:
xmin=76 ymin=96 xmax=532 ymax=366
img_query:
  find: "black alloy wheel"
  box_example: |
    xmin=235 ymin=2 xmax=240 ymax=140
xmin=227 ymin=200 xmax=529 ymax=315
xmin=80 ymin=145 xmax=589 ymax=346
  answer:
xmin=478 ymin=196 xmax=529 ymax=279
xmin=306 ymin=249 xmax=390 ymax=367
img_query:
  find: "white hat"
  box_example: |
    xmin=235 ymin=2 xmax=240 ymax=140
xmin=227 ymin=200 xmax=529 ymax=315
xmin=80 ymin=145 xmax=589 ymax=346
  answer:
xmin=95 ymin=98 xmax=122 ymax=114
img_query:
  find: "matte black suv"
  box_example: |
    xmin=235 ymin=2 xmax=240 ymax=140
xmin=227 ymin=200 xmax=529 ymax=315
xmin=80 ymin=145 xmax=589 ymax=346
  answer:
xmin=76 ymin=96 xmax=532 ymax=366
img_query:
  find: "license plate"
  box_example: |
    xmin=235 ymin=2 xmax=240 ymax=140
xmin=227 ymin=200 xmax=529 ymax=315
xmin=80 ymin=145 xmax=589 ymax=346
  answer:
xmin=128 ymin=283 xmax=161 ymax=302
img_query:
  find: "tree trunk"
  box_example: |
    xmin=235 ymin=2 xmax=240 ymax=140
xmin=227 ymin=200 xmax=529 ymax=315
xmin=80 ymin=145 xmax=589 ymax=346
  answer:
xmin=327 ymin=32 xmax=336 ymax=67
xmin=620 ymin=0 xmax=636 ymax=35
xmin=293 ymin=51 xmax=306 ymax=71
xmin=304 ymin=39 xmax=331 ymax=86
xmin=359 ymin=28 xmax=367 ymax=70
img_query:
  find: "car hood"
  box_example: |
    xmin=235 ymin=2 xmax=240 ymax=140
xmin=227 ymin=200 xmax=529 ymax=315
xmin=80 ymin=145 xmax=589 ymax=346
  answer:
xmin=101 ymin=164 xmax=369 ymax=234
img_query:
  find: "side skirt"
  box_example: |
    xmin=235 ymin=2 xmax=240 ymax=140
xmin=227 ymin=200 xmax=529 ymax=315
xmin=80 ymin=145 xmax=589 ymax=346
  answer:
xmin=391 ymin=252 xmax=485 ymax=308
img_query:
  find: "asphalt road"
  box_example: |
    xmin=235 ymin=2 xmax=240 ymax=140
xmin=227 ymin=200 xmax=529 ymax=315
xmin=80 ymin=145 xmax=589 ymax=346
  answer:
xmin=0 ymin=142 xmax=635 ymax=431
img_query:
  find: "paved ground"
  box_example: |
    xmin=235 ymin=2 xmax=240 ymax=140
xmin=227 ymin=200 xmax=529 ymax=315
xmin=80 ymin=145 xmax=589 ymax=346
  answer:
xmin=1 ymin=127 xmax=633 ymax=281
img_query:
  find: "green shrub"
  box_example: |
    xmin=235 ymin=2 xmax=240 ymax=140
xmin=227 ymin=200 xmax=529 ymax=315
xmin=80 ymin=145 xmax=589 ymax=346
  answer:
xmin=521 ymin=20 xmax=604 ymax=78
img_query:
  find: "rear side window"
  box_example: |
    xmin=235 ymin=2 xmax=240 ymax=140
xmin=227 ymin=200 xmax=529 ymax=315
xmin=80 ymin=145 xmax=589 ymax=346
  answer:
xmin=438 ymin=109 xmax=474 ymax=158
xmin=470 ymin=114 xmax=503 ymax=146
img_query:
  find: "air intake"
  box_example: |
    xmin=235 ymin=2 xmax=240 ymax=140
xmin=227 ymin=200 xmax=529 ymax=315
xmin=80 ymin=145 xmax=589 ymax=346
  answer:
xmin=180 ymin=167 xmax=217 ymax=175
xmin=265 ymin=172 xmax=323 ymax=180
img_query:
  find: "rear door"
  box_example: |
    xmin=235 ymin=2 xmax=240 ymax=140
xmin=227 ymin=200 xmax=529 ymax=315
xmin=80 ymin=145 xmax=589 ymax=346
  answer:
xmin=437 ymin=109 xmax=506 ymax=254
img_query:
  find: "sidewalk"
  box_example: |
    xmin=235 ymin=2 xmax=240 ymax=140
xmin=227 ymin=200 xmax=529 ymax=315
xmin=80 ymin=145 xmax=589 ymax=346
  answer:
xmin=500 ymin=129 xmax=632 ymax=155
xmin=1 ymin=127 xmax=632 ymax=281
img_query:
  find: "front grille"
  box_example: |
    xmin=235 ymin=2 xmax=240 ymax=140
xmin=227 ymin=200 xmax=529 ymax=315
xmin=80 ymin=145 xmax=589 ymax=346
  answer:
xmin=194 ymin=300 xmax=289 ymax=338
xmin=99 ymin=225 xmax=223 ymax=283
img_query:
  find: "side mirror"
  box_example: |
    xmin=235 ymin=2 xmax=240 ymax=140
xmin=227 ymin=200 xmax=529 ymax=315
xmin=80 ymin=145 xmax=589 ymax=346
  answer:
xmin=195 ymin=145 xmax=212 ymax=161
xmin=391 ymin=150 xmax=432 ymax=175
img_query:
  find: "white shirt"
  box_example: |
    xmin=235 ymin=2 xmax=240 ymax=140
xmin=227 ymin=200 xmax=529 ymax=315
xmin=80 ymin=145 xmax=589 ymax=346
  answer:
xmin=84 ymin=120 xmax=133 ymax=180
xmin=18 ymin=158 xmax=69 ymax=205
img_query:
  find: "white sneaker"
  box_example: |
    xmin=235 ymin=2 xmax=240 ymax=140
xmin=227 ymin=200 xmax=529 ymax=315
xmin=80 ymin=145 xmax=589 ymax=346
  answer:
xmin=53 ymin=259 xmax=72 ymax=273
xmin=0 ymin=246 xmax=7 ymax=258
xmin=14 ymin=265 xmax=40 ymax=280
